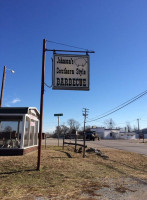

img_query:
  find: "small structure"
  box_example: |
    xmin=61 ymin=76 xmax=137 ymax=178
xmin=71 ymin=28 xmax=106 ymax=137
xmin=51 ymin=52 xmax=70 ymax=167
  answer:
xmin=91 ymin=127 xmax=105 ymax=139
xmin=90 ymin=127 xmax=120 ymax=139
xmin=136 ymin=128 xmax=147 ymax=139
xmin=119 ymin=131 xmax=136 ymax=139
xmin=85 ymin=131 xmax=96 ymax=141
xmin=91 ymin=126 xmax=138 ymax=140
xmin=0 ymin=107 xmax=39 ymax=156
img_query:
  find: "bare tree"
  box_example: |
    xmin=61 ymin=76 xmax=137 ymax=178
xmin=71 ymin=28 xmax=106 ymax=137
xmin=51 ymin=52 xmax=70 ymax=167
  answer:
xmin=60 ymin=124 xmax=69 ymax=135
xmin=133 ymin=126 xmax=138 ymax=132
xmin=67 ymin=118 xmax=80 ymax=132
xmin=104 ymin=118 xmax=115 ymax=129
xmin=4 ymin=126 xmax=12 ymax=132
xmin=81 ymin=125 xmax=91 ymax=132
xmin=126 ymin=122 xmax=132 ymax=132
xmin=53 ymin=126 xmax=62 ymax=138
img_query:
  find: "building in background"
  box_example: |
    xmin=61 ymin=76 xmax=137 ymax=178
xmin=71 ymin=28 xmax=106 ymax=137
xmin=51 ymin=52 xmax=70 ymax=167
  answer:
xmin=136 ymin=128 xmax=147 ymax=139
xmin=90 ymin=126 xmax=137 ymax=140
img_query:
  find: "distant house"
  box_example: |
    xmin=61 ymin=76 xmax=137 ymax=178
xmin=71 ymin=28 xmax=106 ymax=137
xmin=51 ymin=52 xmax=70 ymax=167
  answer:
xmin=136 ymin=128 xmax=147 ymax=139
xmin=90 ymin=126 xmax=138 ymax=140
xmin=90 ymin=127 xmax=120 ymax=139
xmin=90 ymin=127 xmax=105 ymax=139
xmin=119 ymin=131 xmax=136 ymax=139
xmin=104 ymin=129 xmax=120 ymax=139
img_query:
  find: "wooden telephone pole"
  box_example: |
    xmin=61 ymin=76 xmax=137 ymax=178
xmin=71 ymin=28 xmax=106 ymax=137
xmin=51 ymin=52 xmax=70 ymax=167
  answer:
xmin=83 ymin=108 xmax=89 ymax=158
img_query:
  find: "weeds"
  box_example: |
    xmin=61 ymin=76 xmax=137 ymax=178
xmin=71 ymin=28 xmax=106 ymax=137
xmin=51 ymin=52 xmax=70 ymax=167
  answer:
xmin=0 ymin=146 xmax=147 ymax=199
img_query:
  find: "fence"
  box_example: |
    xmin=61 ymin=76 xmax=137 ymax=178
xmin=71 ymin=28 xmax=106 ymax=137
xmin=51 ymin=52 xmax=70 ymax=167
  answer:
xmin=62 ymin=134 xmax=87 ymax=158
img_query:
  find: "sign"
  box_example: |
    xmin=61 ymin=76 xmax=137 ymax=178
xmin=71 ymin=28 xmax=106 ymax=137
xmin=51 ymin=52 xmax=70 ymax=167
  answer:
xmin=30 ymin=121 xmax=35 ymax=126
xmin=54 ymin=113 xmax=63 ymax=116
xmin=52 ymin=54 xmax=89 ymax=90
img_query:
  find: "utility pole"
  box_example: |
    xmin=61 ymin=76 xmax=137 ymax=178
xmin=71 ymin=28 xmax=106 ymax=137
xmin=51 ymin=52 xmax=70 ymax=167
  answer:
xmin=82 ymin=108 xmax=89 ymax=158
xmin=0 ymin=66 xmax=6 ymax=107
xmin=137 ymin=118 xmax=144 ymax=143
xmin=110 ymin=119 xmax=112 ymax=130
xmin=137 ymin=119 xmax=140 ymax=132
xmin=0 ymin=66 xmax=15 ymax=107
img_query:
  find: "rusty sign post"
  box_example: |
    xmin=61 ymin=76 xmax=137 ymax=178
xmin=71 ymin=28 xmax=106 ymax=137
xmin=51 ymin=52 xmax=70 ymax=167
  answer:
xmin=37 ymin=39 xmax=46 ymax=171
xmin=37 ymin=40 xmax=95 ymax=170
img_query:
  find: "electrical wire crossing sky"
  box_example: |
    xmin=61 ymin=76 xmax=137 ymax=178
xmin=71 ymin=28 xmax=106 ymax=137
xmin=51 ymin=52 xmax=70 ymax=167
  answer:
xmin=1 ymin=0 xmax=147 ymax=132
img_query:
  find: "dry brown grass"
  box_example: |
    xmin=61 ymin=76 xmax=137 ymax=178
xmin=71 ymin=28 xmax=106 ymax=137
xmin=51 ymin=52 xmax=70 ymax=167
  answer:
xmin=0 ymin=146 xmax=147 ymax=200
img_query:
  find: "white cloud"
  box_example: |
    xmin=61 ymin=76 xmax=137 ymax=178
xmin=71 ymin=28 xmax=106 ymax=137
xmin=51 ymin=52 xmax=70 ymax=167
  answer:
xmin=11 ymin=98 xmax=21 ymax=104
xmin=4 ymin=98 xmax=21 ymax=107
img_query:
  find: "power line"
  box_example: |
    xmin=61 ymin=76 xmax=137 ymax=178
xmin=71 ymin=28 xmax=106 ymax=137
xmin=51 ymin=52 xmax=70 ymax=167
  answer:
xmin=46 ymin=40 xmax=89 ymax=51
xmin=89 ymin=90 xmax=147 ymax=121
xmin=116 ymin=119 xmax=137 ymax=125
xmin=87 ymin=90 xmax=147 ymax=123
xmin=140 ymin=119 xmax=147 ymax=122
xmin=44 ymin=82 xmax=52 ymax=88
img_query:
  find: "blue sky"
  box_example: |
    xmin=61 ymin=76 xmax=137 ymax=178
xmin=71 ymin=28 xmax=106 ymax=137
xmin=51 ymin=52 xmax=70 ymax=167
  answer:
xmin=0 ymin=0 xmax=147 ymax=132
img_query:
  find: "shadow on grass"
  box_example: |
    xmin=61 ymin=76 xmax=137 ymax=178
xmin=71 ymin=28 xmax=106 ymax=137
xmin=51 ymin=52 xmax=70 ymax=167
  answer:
xmin=0 ymin=168 xmax=37 ymax=176
xmin=54 ymin=149 xmax=73 ymax=158
xmin=61 ymin=151 xmax=72 ymax=158
xmin=51 ymin=157 xmax=70 ymax=159
xmin=98 ymin=160 xmax=147 ymax=185
xmin=108 ymin=158 xmax=147 ymax=173
xmin=50 ymin=150 xmax=73 ymax=159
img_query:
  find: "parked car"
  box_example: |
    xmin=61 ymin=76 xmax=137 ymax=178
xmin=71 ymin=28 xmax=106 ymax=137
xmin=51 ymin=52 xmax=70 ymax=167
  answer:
xmin=85 ymin=131 xmax=96 ymax=141
xmin=139 ymin=134 xmax=144 ymax=139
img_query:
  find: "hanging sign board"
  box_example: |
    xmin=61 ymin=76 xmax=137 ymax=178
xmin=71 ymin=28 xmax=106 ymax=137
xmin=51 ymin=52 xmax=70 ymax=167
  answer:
xmin=52 ymin=54 xmax=89 ymax=90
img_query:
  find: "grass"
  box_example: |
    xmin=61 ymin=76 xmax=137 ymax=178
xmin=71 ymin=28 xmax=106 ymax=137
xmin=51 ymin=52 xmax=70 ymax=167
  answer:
xmin=0 ymin=145 xmax=147 ymax=199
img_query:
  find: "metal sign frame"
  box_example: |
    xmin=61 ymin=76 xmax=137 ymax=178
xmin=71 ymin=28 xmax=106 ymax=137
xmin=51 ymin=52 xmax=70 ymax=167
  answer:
xmin=52 ymin=54 xmax=90 ymax=91
xmin=37 ymin=39 xmax=95 ymax=170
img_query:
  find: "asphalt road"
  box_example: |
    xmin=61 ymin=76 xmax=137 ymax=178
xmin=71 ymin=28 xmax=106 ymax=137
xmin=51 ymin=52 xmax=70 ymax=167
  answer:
xmin=87 ymin=139 xmax=147 ymax=156
xmin=44 ymin=138 xmax=147 ymax=156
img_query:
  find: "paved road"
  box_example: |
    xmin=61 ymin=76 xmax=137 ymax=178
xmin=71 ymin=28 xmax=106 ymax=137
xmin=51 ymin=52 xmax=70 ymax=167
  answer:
xmin=43 ymin=138 xmax=147 ymax=156
xmin=87 ymin=140 xmax=147 ymax=156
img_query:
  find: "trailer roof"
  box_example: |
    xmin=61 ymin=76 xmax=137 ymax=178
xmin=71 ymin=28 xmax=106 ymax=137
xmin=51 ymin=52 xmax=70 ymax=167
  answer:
xmin=0 ymin=107 xmax=40 ymax=117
